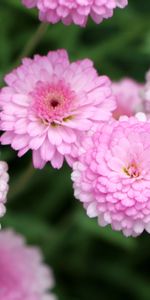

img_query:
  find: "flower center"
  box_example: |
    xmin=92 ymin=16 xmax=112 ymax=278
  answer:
xmin=50 ymin=99 xmax=60 ymax=108
xmin=31 ymin=81 xmax=75 ymax=124
xmin=123 ymin=162 xmax=140 ymax=178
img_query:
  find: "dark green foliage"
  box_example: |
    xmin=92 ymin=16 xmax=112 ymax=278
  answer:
xmin=1 ymin=1 xmax=150 ymax=299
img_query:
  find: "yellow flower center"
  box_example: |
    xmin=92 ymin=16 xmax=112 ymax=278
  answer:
xmin=123 ymin=162 xmax=140 ymax=178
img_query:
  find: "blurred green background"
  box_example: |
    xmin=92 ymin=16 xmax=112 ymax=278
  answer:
xmin=1 ymin=1 xmax=150 ymax=299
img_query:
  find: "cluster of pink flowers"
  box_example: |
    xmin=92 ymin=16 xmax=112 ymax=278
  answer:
xmin=22 ymin=0 xmax=128 ymax=27
xmin=3 ymin=0 xmax=148 ymax=298
xmin=1 ymin=45 xmax=150 ymax=238
xmin=0 ymin=229 xmax=56 ymax=300
xmin=1 ymin=0 xmax=150 ymax=261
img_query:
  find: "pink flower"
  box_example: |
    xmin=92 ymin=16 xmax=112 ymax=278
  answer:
xmin=22 ymin=0 xmax=128 ymax=27
xmin=0 ymin=49 xmax=116 ymax=169
xmin=0 ymin=229 xmax=56 ymax=300
xmin=112 ymin=78 xmax=143 ymax=119
xmin=0 ymin=161 xmax=9 ymax=220
xmin=71 ymin=117 xmax=150 ymax=237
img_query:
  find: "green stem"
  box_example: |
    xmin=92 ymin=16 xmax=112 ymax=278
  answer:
xmin=9 ymin=163 xmax=35 ymax=200
xmin=18 ymin=22 xmax=48 ymax=61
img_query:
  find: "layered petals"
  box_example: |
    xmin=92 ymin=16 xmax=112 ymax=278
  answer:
xmin=71 ymin=117 xmax=150 ymax=237
xmin=0 ymin=49 xmax=116 ymax=169
xmin=22 ymin=0 xmax=128 ymax=27
xmin=0 ymin=229 xmax=56 ymax=300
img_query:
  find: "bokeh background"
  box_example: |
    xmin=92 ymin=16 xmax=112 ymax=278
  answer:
xmin=1 ymin=1 xmax=150 ymax=299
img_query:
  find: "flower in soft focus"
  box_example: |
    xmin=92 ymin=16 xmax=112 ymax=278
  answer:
xmin=22 ymin=0 xmax=128 ymax=27
xmin=71 ymin=117 xmax=150 ymax=237
xmin=142 ymin=70 xmax=150 ymax=117
xmin=112 ymin=78 xmax=143 ymax=119
xmin=0 ymin=229 xmax=56 ymax=300
xmin=0 ymin=161 xmax=9 ymax=220
xmin=0 ymin=49 xmax=116 ymax=169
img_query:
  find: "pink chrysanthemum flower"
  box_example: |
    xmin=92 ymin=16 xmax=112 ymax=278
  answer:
xmin=71 ymin=117 xmax=150 ymax=237
xmin=0 ymin=161 xmax=9 ymax=220
xmin=112 ymin=78 xmax=143 ymax=119
xmin=0 ymin=50 xmax=116 ymax=169
xmin=22 ymin=0 xmax=128 ymax=27
xmin=0 ymin=229 xmax=56 ymax=300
